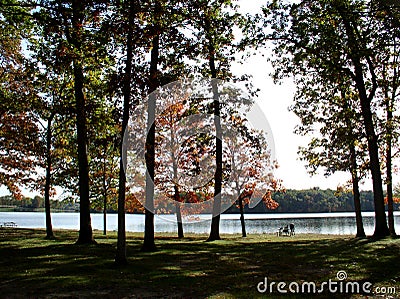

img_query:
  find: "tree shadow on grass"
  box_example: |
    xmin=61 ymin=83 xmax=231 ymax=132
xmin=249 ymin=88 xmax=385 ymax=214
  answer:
xmin=1 ymin=231 xmax=399 ymax=298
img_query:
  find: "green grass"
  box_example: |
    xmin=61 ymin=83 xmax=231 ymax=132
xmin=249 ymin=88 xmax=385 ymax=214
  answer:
xmin=0 ymin=229 xmax=399 ymax=298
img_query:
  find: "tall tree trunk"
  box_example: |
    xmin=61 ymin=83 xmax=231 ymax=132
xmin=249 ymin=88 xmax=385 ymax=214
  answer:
xmin=238 ymin=195 xmax=247 ymax=238
xmin=70 ymin=2 xmax=94 ymax=243
xmin=103 ymin=145 xmax=107 ymax=236
xmin=115 ymin=0 xmax=135 ymax=265
xmin=206 ymin=23 xmax=222 ymax=242
xmin=74 ymin=61 xmax=94 ymax=244
xmin=386 ymin=90 xmax=396 ymax=236
xmin=342 ymin=93 xmax=366 ymax=238
xmin=171 ymin=148 xmax=184 ymax=238
xmin=349 ymin=141 xmax=366 ymax=238
xmin=71 ymin=0 xmax=94 ymax=245
xmin=44 ymin=114 xmax=54 ymax=239
xmin=171 ymin=122 xmax=184 ymax=238
xmin=142 ymin=28 xmax=159 ymax=252
xmin=339 ymin=10 xmax=389 ymax=238
xmin=356 ymin=82 xmax=389 ymax=237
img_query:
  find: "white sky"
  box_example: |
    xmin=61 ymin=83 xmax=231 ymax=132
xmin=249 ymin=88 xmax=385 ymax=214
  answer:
xmin=236 ymin=53 xmax=356 ymax=191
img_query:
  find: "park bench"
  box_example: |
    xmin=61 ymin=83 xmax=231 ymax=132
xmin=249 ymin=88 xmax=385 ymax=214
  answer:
xmin=0 ymin=222 xmax=17 ymax=228
xmin=277 ymin=226 xmax=290 ymax=236
xmin=277 ymin=224 xmax=295 ymax=236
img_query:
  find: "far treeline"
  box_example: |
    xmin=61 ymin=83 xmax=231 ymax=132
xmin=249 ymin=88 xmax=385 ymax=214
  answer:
xmin=1 ymin=0 xmax=400 ymax=265
xmin=2 ymin=189 xmax=400 ymax=214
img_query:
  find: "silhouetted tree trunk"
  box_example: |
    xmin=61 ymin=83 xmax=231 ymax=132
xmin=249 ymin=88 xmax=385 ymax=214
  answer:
xmin=207 ymin=33 xmax=222 ymax=242
xmin=44 ymin=113 xmax=54 ymax=239
xmin=115 ymin=0 xmax=136 ymax=265
xmin=356 ymin=80 xmax=389 ymax=237
xmin=339 ymin=9 xmax=389 ymax=238
xmin=103 ymin=145 xmax=107 ymax=236
xmin=172 ymin=153 xmax=183 ymax=238
xmin=238 ymin=195 xmax=247 ymax=238
xmin=71 ymin=0 xmax=95 ymax=244
xmin=341 ymin=93 xmax=366 ymax=239
xmin=175 ymin=201 xmax=184 ymax=238
xmin=170 ymin=113 xmax=184 ymax=238
xmin=385 ymin=88 xmax=396 ymax=236
xmin=349 ymin=141 xmax=366 ymax=238
xmin=142 ymin=16 xmax=160 ymax=251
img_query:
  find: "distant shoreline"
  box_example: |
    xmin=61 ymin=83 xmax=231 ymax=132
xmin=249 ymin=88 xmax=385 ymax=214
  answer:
xmin=0 ymin=207 xmax=381 ymax=214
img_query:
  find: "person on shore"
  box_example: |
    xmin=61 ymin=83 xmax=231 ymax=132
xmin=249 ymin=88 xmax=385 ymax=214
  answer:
xmin=290 ymin=223 xmax=295 ymax=236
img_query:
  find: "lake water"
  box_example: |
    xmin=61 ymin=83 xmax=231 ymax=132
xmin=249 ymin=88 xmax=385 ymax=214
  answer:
xmin=1 ymin=211 xmax=399 ymax=235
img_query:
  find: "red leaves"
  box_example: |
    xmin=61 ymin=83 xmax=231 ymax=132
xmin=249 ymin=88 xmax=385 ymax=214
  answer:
xmin=0 ymin=112 xmax=41 ymax=197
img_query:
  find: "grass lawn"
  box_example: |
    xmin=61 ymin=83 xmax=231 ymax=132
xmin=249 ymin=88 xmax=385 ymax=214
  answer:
xmin=0 ymin=228 xmax=399 ymax=298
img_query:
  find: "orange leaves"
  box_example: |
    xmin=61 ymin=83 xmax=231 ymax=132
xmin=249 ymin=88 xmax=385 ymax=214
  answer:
xmin=125 ymin=193 xmax=144 ymax=213
xmin=262 ymin=191 xmax=279 ymax=210
xmin=384 ymin=196 xmax=400 ymax=205
xmin=155 ymin=101 xmax=186 ymax=128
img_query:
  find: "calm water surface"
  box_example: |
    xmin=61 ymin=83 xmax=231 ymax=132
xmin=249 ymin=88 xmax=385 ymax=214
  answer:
xmin=1 ymin=211 xmax=399 ymax=235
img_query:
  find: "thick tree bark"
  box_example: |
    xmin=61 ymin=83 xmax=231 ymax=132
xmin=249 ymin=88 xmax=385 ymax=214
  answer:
xmin=142 ymin=31 xmax=159 ymax=252
xmin=44 ymin=114 xmax=54 ymax=239
xmin=115 ymin=0 xmax=136 ymax=265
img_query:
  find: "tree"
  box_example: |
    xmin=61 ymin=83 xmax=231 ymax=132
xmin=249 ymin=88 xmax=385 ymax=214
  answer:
xmin=0 ymin=0 xmax=41 ymax=199
xmin=225 ymin=117 xmax=280 ymax=237
xmin=263 ymin=0 xmax=392 ymax=237
xmin=288 ymin=65 xmax=368 ymax=238
xmin=141 ymin=0 xmax=193 ymax=250
xmin=32 ymin=66 xmax=75 ymax=240
xmin=69 ymin=0 xmax=95 ymax=244
xmin=155 ymin=101 xmax=187 ymax=238
xmin=114 ymin=0 xmax=137 ymax=264
xmin=43 ymin=111 xmax=55 ymax=238
xmin=90 ymin=120 xmax=119 ymax=236
xmin=142 ymin=0 xmax=161 ymax=252
xmin=375 ymin=11 xmax=400 ymax=236
xmin=185 ymin=0 xmax=251 ymax=241
xmin=30 ymin=0 xmax=108 ymax=244
xmin=154 ymin=96 xmax=216 ymax=238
